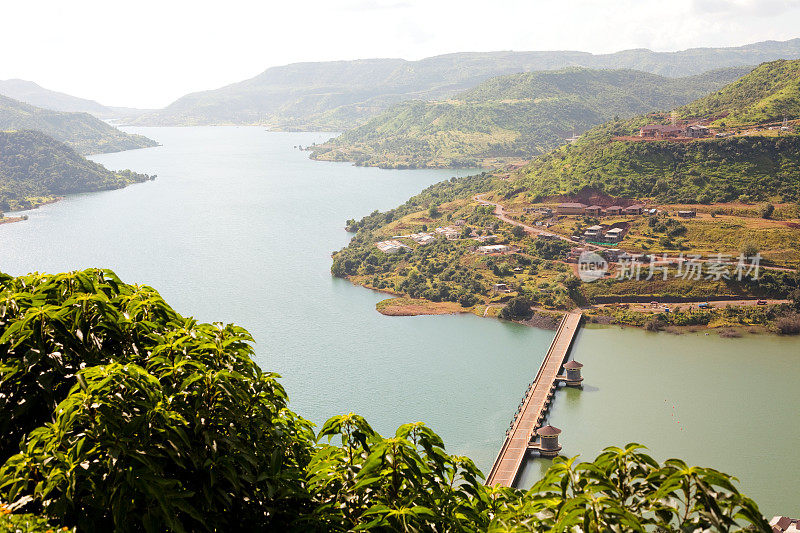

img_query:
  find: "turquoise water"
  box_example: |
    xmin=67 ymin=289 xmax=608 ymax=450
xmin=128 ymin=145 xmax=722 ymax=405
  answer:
xmin=517 ymin=326 xmax=800 ymax=517
xmin=0 ymin=127 xmax=554 ymax=470
xmin=0 ymin=127 xmax=797 ymax=516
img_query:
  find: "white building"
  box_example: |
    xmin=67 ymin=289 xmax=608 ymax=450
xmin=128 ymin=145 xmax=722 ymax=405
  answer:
xmin=435 ymin=226 xmax=461 ymax=240
xmin=375 ymin=240 xmax=409 ymax=254
xmin=583 ymin=225 xmax=604 ymax=239
xmin=604 ymin=227 xmax=624 ymax=243
xmin=476 ymin=244 xmax=511 ymax=254
xmin=409 ymin=232 xmax=436 ymax=245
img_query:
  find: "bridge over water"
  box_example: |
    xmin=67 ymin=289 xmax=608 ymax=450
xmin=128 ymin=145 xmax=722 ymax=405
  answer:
xmin=485 ymin=311 xmax=583 ymax=487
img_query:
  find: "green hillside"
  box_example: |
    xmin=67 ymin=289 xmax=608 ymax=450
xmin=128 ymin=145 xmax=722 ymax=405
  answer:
xmin=513 ymin=134 xmax=800 ymax=204
xmin=678 ymin=59 xmax=800 ymax=126
xmin=134 ymin=39 xmax=800 ymax=129
xmin=0 ymin=130 xmax=152 ymax=211
xmin=308 ymin=67 xmax=752 ymax=169
xmin=507 ymin=60 xmax=800 ymax=204
xmin=0 ymin=94 xmax=157 ymax=155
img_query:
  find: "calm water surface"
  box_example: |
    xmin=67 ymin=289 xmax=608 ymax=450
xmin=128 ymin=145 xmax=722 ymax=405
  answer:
xmin=0 ymin=127 xmax=553 ymax=470
xmin=518 ymin=326 xmax=800 ymax=516
xmin=0 ymin=127 xmax=797 ymax=516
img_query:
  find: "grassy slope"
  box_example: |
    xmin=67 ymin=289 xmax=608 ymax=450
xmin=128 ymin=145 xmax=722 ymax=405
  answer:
xmin=308 ymin=67 xmax=751 ymax=169
xmin=0 ymin=94 xmax=157 ymax=155
xmin=0 ymin=130 xmax=151 ymax=211
xmin=678 ymin=59 xmax=800 ymax=126
xmin=510 ymin=60 xmax=800 ymax=204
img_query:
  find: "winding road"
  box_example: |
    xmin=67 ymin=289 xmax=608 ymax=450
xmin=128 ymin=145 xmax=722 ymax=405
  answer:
xmin=473 ymin=193 xmax=796 ymax=274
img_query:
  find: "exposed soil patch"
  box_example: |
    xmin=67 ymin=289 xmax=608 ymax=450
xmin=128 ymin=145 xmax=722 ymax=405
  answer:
xmin=376 ymin=297 xmax=467 ymax=316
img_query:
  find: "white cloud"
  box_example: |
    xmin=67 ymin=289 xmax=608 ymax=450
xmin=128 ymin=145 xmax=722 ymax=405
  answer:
xmin=691 ymin=0 xmax=800 ymax=16
xmin=0 ymin=0 xmax=797 ymax=108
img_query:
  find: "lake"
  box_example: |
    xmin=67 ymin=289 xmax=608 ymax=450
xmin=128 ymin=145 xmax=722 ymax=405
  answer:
xmin=0 ymin=127 xmax=554 ymax=471
xmin=0 ymin=126 xmax=797 ymax=516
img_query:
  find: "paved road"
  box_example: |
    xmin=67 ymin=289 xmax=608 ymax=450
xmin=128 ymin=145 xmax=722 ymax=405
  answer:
xmin=595 ymin=299 xmax=791 ymax=311
xmin=474 ymin=194 xmax=603 ymax=251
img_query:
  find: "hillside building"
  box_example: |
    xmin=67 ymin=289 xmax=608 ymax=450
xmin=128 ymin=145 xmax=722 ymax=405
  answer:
xmin=476 ymin=244 xmax=511 ymax=254
xmin=639 ymin=124 xmax=683 ymax=138
xmin=375 ymin=240 xmax=409 ymax=254
xmin=604 ymin=227 xmax=625 ymax=243
xmin=583 ymin=225 xmax=604 ymax=239
xmin=409 ymin=232 xmax=436 ymax=245
xmin=557 ymin=202 xmax=587 ymax=215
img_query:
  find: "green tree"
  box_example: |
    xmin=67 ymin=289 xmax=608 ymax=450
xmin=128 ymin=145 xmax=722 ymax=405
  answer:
xmin=499 ymin=296 xmax=533 ymax=319
xmin=0 ymin=269 xmax=774 ymax=532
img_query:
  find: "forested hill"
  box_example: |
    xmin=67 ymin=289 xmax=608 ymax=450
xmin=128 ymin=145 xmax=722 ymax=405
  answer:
xmin=0 ymin=130 xmax=152 ymax=211
xmin=0 ymin=95 xmax=157 ymax=155
xmin=307 ymin=67 xmax=752 ymax=169
xmin=677 ymin=59 xmax=800 ymax=126
xmin=133 ymin=38 xmax=800 ymax=129
xmin=506 ymin=59 xmax=800 ymax=205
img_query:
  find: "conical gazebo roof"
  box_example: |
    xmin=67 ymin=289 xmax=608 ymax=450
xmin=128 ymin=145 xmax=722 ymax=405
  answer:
xmin=537 ymin=425 xmax=561 ymax=437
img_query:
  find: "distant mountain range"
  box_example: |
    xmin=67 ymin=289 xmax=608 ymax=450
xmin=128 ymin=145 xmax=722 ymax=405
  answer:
xmin=0 ymin=94 xmax=157 ymax=155
xmin=0 ymin=79 xmax=151 ymax=120
xmin=131 ymin=39 xmax=800 ymax=129
xmin=307 ymin=66 xmax=753 ymax=169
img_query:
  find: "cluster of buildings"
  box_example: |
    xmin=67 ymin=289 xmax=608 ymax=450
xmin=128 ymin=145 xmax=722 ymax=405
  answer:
xmin=376 ymin=222 xmax=466 ymax=253
xmin=375 ymin=219 xmax=511 ymax=255
xmin=564 ymin=247 xmax=626 ymax=264
xmin=523 ymin=206 xmax=553 ymax=216
xmin=556 ymin=203 xmax=649 ymax=216
xmin=639 ymin=124 xmax=711 ymax=139
xmin=583 ymin=225 xmax=625 ymax=243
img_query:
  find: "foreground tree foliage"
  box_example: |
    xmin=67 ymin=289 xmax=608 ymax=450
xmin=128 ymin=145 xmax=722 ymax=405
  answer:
xmin=0 ymin=269 xmax=771 ymax=531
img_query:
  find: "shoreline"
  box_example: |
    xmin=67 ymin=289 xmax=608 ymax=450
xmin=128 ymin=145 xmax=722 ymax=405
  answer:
xmin=1 ymin=196 xmax=64 ymax=225
xmin=347 ymin=277 xmax=798 ymax=336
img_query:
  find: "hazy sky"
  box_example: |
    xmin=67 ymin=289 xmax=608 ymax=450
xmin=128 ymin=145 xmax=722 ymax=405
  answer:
xmin=2 ymin=0 xmax=800 ymax=108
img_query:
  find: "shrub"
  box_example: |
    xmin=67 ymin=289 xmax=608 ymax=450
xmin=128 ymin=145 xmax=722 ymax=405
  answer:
xmin=775 ymin=313 xmax=800 ymax=335
xmin=499 ymin=296 xmax=534 ymax=320
xmin=644 ymin=317 xmax=666 ymax=331
xmin=0 ymin=269 xmax=774 ymax=532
